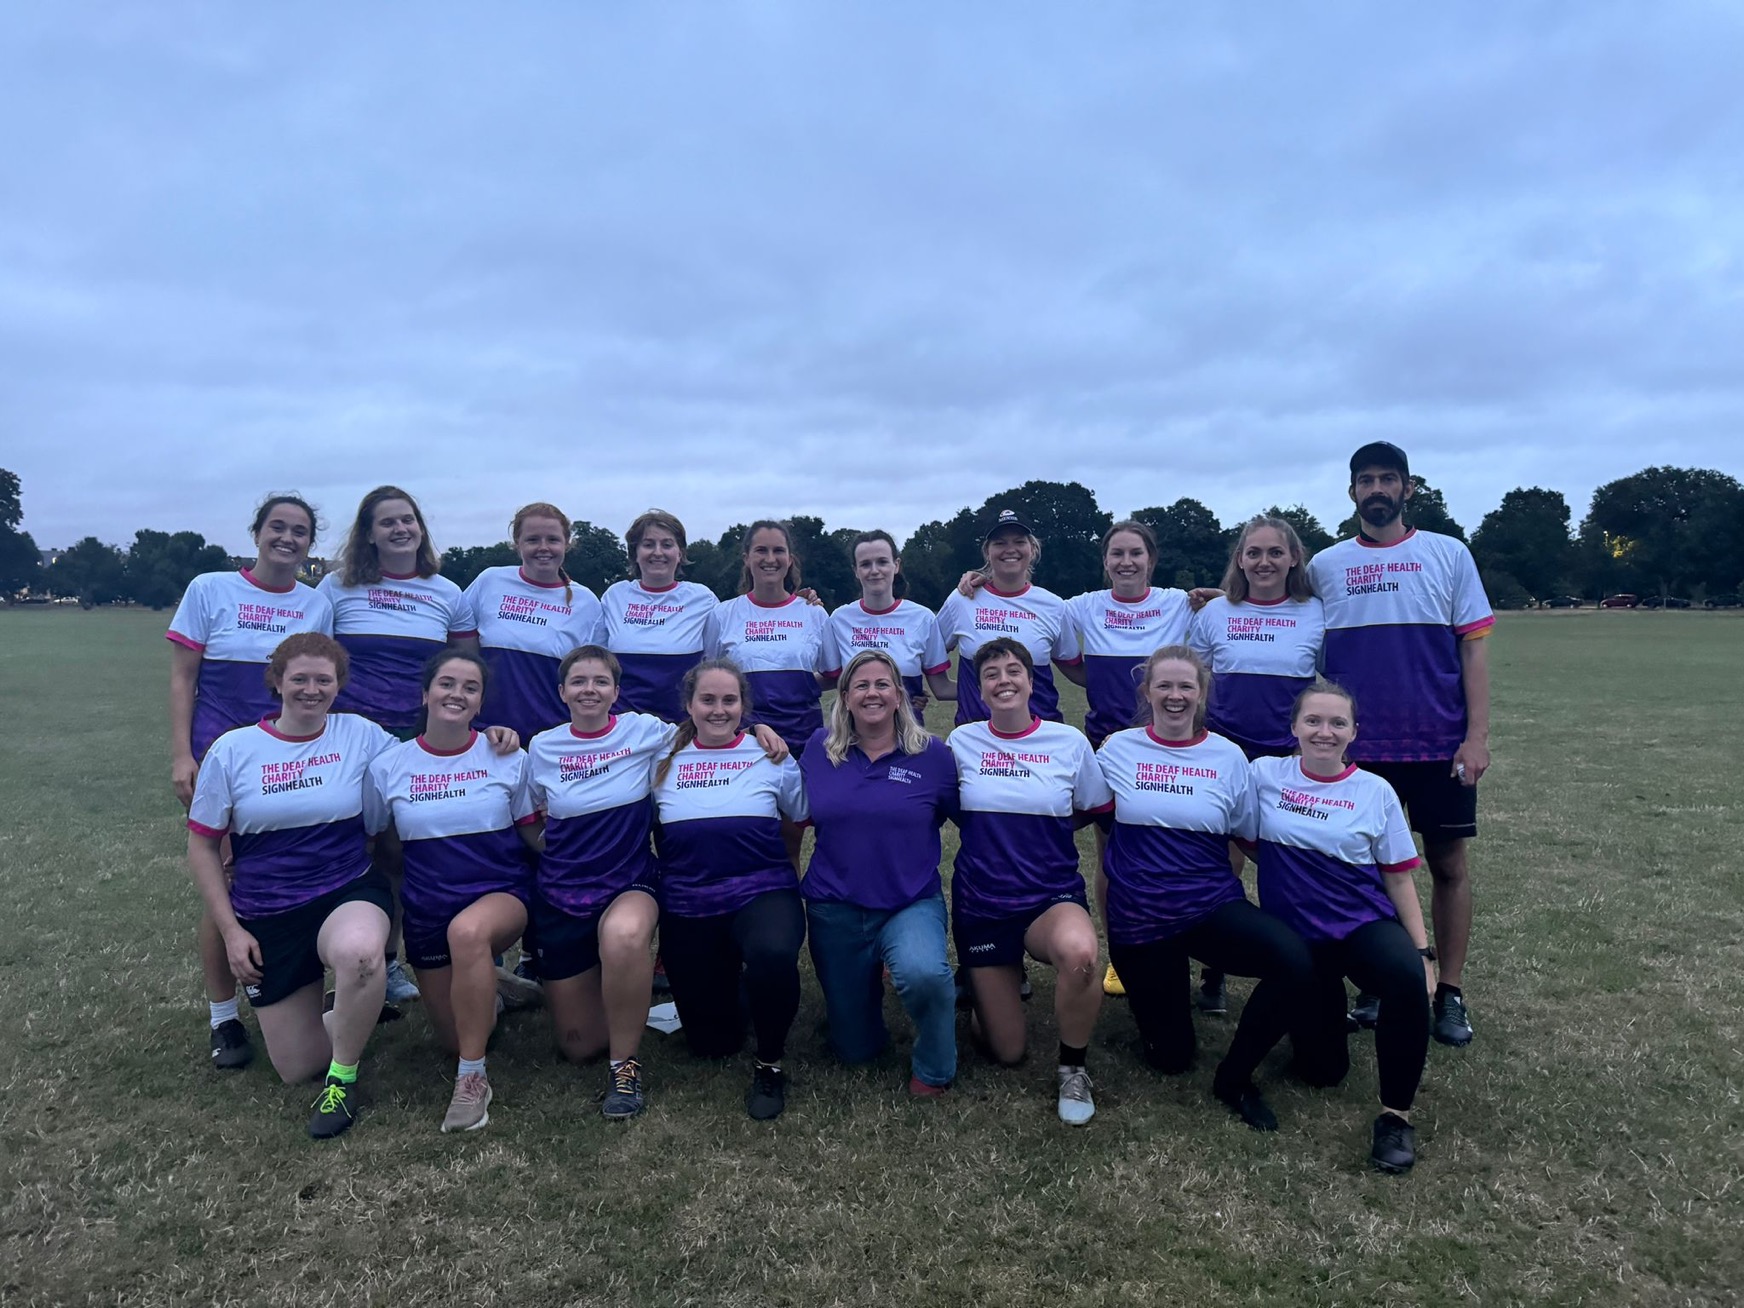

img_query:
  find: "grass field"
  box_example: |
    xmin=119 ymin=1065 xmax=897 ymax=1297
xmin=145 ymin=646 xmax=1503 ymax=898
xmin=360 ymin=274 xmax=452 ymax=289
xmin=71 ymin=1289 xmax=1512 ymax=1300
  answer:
xmin=2 ymin=607 xmax=1741 ymax=1307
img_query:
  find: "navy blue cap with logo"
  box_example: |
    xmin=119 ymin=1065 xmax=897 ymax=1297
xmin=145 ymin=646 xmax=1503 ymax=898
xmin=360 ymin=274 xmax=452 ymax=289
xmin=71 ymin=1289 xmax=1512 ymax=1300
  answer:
xmin=982 ymin=508 xmax=1038 ymax=543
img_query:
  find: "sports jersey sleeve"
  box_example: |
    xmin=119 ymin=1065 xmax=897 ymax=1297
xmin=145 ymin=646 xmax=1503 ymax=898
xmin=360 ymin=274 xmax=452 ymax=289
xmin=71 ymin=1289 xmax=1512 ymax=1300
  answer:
xmin=919 ymin=609 xmax=950 ymax=674
xmin=448 ymin=585 xmax=480 ymax=639
xmin=935 ymin=594 xmax=967 ymax=652
xmin=1230 ymin=753 xmax=1259 ymax=843
xmin=187 ymin=743 xmax=235 ymax=837
xmin=1186 ymin=609 xmax=1214 ymax=664
xmin=362 ymin=758 xmax=393 ymax=837
xmin=1053 ymin=605 xmax=1083 ymax=665
xmin=1072 ymin=737 xmax=1114 ymax=813
xmin=1452 ymin=548 xmax=1495 ymax=639
xmin=1375 ymin=786 xmax=1421 ymax=872
xmin=167 ymin=576 xmax=214 ymax=650
xmin=818 ymin=616 xmax=844 ymax=680
xmin=509 ymin=756 xmax=539 ymax=825
xmin=776 ymin=759 xmax=809 ymax=823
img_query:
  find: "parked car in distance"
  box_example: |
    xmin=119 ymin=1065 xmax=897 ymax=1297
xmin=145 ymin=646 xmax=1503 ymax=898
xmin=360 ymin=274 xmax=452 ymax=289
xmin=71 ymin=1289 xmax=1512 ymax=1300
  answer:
xmin=1663 ymin=597 xmax=1692 ymax=609
xmin=1640 ymin=595 xmax=1663 ymax=609
xmin=1704 ymin=594 xmax=1741 ymax=609
xmin=1600 ymin=594 xmax=1640 ymax=609
xmin=1542 ymin=595 xmax=1583 ymax=609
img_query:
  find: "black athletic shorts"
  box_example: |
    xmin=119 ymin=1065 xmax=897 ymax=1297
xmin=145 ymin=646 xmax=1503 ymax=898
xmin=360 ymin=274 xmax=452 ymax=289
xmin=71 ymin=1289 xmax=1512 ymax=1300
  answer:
xmin=532 ymin=885 xmax=658 ymax=983
xmin=1361 ymin=761 xmax=1478 ymax=842
xmin=237 ymin=870 xmax=394 ymax=1008
xmin=953 ymin=889 xmax=1090 ymax=969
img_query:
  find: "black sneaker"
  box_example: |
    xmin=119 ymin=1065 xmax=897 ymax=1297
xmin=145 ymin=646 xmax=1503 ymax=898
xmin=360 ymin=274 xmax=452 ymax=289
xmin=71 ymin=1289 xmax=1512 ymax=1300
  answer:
xmin=209 ymin=1018 xmax=254 ymax=1070
xmin=1213 ymin=1075 xmax=1278 ymax=1132
xmin=602 ymin=1058 xmax=646 ymax=1120
xmin=746 ymin=1063 xmax=787 ymax=1120
xmin=1370 ymin=1112 xmax=1416 ymax=1173
xmin=1433 ymin=990 xmax=1474 ymax=1046
xmin=1197 ymin=971 xmax=1228 ymax=1015
xmin=1349 ymin=992 xmax=1381 ymax=1030
xmin=308 ymin=1077 xmax=358 ymax=1140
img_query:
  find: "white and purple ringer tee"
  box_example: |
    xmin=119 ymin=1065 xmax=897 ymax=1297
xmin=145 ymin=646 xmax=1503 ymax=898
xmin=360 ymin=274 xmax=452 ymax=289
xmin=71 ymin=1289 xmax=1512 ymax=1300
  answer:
xmin=799 ymin=729 xmax=960 ymax=911
xmin=1308 ymin=531 xmax=1494 ymax=762
xmin=464 ymin=566 xmax=605 ymax=742
xmin=935 ymin=584 xmax=1082 ymax=725
xmin=652 ymin=734 xmax=808 ymax=918
xmin=1068 ymin=587 xmax=1193 ymax=747
xmin=364 ymin=732 xmax=537 ymax=932
xmin=598 ymin=579 xmax=721 ymax=723
xmin=711 ymin=593 xmax=826 ymax=750
xmin=188 ymin=712 xmax=396 ymax=919
xmin=819 ymin=599 xmax=951 ymax=710
xmin=525 ymin=714 xmax=676 ymax=917
xmin=946 ymin=718 xmax=1112 ymax=921
xmin=318 ymin=571 xmax=479 ymax=733
xmin=168 ymin=570 xmax=336 ymax=761
xmin=1095 ymin=727 xmax=1256 ymax=945
xmin=1188 ymin=596 xmax=1325 ymax=757
xmin=1250 ymin=755 xmax=1420 ymax=943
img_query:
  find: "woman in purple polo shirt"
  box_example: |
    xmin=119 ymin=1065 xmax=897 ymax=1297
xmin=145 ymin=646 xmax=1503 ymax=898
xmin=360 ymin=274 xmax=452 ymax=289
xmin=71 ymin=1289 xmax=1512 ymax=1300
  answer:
xmin=800 ymin=650 xmax=960 ymax=1095
xmin=651 ymin=659 xmax=809 ymax=1121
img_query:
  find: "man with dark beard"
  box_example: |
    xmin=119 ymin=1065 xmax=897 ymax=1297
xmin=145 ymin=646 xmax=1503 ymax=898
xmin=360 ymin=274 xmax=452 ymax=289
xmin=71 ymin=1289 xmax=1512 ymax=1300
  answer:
xmin=1307 ymin=442 xmax=1493 ymax=1048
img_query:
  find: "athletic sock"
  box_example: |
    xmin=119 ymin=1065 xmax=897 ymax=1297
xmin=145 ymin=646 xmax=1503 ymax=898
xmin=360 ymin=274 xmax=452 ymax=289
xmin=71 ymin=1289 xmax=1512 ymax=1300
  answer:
xmin=1058 ymin=1041 xmax=1088 ymax=1069
xmin=1435 ymin=982 xmax=1463 ymax=1000
xmin=326 ymin=1059 xmax=359 ymax=1085
xmin=457 ymin=1056 xmax=486 ymax=1079
xmin=610 ymin=1058 xmax=628 ymax=1071
xmin=209 ymin=997 xmax=240 ymax=1029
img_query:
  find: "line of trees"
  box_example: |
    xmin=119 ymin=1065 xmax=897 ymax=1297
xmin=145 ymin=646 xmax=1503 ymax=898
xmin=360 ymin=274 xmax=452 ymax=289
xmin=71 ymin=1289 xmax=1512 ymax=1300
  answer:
xmin=4 ymin=464 xmax=1740 ymax=612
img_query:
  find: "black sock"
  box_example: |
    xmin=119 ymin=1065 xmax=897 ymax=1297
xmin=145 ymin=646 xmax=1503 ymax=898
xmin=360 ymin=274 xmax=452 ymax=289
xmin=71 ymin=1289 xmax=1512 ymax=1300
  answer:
xmin=1058 ymin=1041 xmax=1087 ymax=1068
xmin=1435 ymin=982 xmax=1462 ymax=1000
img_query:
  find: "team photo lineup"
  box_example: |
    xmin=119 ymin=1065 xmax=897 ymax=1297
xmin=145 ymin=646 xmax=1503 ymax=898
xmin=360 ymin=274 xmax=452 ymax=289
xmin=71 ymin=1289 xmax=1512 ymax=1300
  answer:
xmin=169 ymin=437 xmax=1492 ymax=1176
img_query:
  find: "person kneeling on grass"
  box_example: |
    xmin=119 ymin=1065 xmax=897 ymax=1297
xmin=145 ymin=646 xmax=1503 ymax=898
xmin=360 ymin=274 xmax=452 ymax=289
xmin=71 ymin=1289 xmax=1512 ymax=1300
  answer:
xmin=185 ymin=633 xmax=510 ymax=1139
xmin=800 ymin=650 xmax=961 ymax=1096
xmin=651 ymin=660 xmax=810 ymax=1121
xmin=1250 ymin=680 xmax=1436 ymax=1174
xmin=365 ymin=648 xmax=540 ymax=1133
xmin=946 ymin=638 xmax=1113 ymax=1126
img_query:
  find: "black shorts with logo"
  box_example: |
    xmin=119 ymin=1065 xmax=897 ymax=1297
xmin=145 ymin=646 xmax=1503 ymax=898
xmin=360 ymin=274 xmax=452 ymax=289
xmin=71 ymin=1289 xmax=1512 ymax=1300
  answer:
xmin=237 ymin=870 xmax=394 ymax=1008
xmin=953 ymin=890 xmax=1090 ymax=969
xmin=1361 ymin=761 xmax=1478 ymax=843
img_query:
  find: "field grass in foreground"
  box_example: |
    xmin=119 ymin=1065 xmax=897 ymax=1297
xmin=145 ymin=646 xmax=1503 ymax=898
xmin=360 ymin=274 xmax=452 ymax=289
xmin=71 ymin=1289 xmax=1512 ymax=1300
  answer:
xmin=1 ymin=607 xmax=1741 ymax=1307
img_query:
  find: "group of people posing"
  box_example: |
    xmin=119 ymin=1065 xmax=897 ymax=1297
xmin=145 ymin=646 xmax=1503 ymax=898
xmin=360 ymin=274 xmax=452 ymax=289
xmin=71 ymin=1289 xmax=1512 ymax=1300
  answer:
xmin=169 ymin=440 xmax=1494 ymax=1175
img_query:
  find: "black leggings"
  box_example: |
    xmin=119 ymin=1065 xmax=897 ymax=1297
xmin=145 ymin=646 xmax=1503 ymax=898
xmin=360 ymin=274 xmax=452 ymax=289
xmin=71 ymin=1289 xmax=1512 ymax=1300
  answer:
xmin=1299 ymin=917 xmax=1429 ymax=1111
xmin=660 ymin=890 xmax=805 ymax=1064
xmin=1108 ymin=898 xmax=1315 ymax=1084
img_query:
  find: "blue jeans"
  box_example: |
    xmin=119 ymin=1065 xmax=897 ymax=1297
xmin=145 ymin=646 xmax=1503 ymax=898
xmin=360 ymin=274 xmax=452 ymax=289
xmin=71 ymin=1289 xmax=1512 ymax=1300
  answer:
xmin=805 ymin=895 xmax=957 ymax=1088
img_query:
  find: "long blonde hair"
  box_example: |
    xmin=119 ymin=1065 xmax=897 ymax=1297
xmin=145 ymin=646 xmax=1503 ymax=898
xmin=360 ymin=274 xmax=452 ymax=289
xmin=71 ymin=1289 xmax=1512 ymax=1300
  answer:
xmin=653 ymin=659 xmax=753 ymax=789
xmin=1219 ymin=515 xmax=1315 ymax=602
xmin=824 ymin=650 xmax=932 ymax=765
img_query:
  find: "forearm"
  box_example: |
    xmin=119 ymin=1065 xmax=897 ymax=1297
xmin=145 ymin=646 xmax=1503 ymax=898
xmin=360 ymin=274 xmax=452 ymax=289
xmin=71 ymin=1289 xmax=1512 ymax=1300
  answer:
xmin=187 ymin=837 xmax=240 ymax=933
xmin=1460 ymin=638 xmax=1491 ymax=744
xmin=168 ymin=664 xmax=197 ymax=761
xmin=924 ymin=670 xmax=957 ymax=701
xmin=1056 ymin=660 xmax=1087 ymax=688
xmin=1383 ymin=874 xmax=1429 ymax=949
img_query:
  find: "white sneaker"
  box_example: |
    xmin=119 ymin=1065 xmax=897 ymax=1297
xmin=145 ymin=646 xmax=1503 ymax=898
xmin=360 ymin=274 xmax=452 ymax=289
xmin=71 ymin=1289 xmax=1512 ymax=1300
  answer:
xmin=384 ymin=958 xmax=421 ymax=1003
xmin=1057 ymin=1066 xmax=1095 ymax=1126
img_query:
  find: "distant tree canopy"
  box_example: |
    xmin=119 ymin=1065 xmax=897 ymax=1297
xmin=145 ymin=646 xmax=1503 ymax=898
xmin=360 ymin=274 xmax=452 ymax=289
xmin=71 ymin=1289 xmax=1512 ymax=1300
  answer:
xmin=46 ymin=537 xmax=127 ymax=608
xmin=1129 ymin=499 xmax=1228 ymax=590
xmin=1472 ymin=488 xmax=1575 ymax=602
xmin=1575 ymin=466 xmax=1744 ymax=600
xmin=123 ymin=530 xmax=230 ymax=609
xmin=0 ymin=468 xmax=41 ymax=597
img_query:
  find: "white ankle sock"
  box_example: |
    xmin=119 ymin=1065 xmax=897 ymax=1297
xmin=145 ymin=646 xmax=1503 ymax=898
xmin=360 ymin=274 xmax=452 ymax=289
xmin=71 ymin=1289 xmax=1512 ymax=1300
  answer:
xmin=209 ymin=997 xmax=240 ymax=1029
xmin=457 ymin=1056 xmax=487 ymax=1079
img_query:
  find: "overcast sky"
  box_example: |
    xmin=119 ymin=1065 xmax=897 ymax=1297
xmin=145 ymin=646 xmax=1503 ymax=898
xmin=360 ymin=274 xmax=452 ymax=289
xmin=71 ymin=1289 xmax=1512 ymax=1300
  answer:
xmin=4 ymin=4 xmax=1740 ymax=556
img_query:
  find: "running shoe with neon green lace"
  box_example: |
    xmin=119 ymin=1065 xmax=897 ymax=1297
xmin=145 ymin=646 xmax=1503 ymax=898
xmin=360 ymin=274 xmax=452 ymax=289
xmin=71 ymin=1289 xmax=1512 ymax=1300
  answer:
xmin=308 ymin=1077 xmax=358 ymax=1140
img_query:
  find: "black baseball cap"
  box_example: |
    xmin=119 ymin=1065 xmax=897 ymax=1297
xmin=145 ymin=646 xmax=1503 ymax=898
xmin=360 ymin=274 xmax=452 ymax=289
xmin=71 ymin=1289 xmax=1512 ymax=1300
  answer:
xmin=1349 ymin=441 xmax=1410 ymax=481
xmin=982 ymin=508 xmax=1037 ymax=542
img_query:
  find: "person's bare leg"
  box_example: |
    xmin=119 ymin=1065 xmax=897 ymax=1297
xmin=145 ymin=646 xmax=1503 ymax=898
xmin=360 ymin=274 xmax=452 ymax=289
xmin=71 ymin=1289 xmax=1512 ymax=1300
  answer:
xmin=1424 ymin=839 xmax=1470 ymax=987
xmin=599 ymin=891 xmax=658 ymax=1061
xmin=316 ymin=902 xmax=390 ymax=1066
xmin=967 ymin=966 xmax=1027 ymax=1065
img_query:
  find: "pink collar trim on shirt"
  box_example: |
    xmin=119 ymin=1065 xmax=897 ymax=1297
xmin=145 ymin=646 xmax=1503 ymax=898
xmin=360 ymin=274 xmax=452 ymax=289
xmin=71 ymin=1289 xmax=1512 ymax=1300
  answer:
xmin=988 ymin=716 xmax=1042 ymax=740
xmin=1109 ymin=588 xmax=1154 ymax=605
xmin=259 ymin=714 xmax=327 ymax=743
xmin=1146 ymin=726 xmax=1207 ymax=748
xmin=694 ymin=731 xmax=747 ymax=750
xmin=1298 ymin=758 xmax=1358 ymax=783
xmin=748 ymin=592 xmax=799 ymax=609
xmin=518 ymin=567 xmax=567 ymax=589
xmin=859 ymin=597 xmax=901 ymax=616
xmin=984 ymin=582 xmax=1033 ymax=600
xmin=240 ymin=567 xmax=298 ymax=595
xmin=417 ymin=729 xmax=478 ymax=757
xmin=1241 ymin=593 xmax=1291 ymax=607
xmin=1355 ymin=529 xmax=1417 ymax=550
xmin=381 ymin=569 xmax=422 ymax=581
xmin=637 ymin=579 xmax=680 ymax=593
xmin=569 ymin=716 xmax=618 ymax=739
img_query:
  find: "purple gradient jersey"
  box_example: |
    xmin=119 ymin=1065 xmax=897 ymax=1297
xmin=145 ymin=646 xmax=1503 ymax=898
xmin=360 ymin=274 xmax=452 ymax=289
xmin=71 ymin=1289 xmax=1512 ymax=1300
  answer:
xmin=167 ymin=570 xmax=335 ymax=760
xmin=364 ymin=732 xmax=537 ymax=934
xmin=711 ymin=593 xmax=826 ymax=750
xmin=188 ymin=713 xmax=396 ymax=918
xmin=1309 ymin=531 xmax=1494 ymax=762
xmin=946 ymin=718 xmax=1112 ymax=920
xmin=525 ymin=714 xmax=675 ymax=916
xmin=936 ymin=584 xmax=1082 ymax=725
xmin=652 ymin=734 xmax=808 ymax=917
xmin=799 ymin=729 xmax=959 ymax=910
xmin=1250 ymin=756 xmax=1421 ymax=943
xmin=318 ymin=571 xmax=479 ymax=733
xmin=599 ymin=579 xmax=721 ymax=723
xmin=464 ymin=566 xmax=605 ymax=742
xmin=819 ymin=599 xmax=951 ymax=713
xmin=1188 ymin=596 xmax=1325 ymax=757
xmin=1067 ymin=588 xmax=1193 ymax=747
xmin=1095 ymin=727 xmax=1257 ymax=946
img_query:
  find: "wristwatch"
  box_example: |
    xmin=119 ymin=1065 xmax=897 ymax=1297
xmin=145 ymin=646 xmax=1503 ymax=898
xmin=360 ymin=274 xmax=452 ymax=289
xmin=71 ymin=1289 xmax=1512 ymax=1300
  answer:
xmin=1417 ymin=945 xmax=1437 ymax=961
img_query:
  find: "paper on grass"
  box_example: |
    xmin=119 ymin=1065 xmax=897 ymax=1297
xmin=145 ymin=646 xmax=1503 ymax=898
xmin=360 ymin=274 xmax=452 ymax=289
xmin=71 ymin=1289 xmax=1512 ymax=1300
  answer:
xmin=645 ymin=1001 xmax=682 ymax=1034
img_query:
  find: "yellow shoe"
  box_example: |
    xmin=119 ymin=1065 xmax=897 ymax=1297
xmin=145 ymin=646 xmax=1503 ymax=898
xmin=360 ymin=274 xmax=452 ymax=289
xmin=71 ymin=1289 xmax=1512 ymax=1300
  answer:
xmin=1103 ymin=964 xmax=1126 ymax=998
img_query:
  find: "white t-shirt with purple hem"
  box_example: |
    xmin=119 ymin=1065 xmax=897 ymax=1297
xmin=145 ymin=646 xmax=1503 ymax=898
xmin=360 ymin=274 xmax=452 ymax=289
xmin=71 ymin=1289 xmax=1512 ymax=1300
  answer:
xmin=167 ymin=570 xmax=335 ymax=761
xmin=1250 ymin=755 xmax=1421 ymax=943
xmin=936 ymin=583 xmax=1082 ymax=725
xmin=652 ymin=734 xmax=808 ymax=917
xmin=464 ymin=566 xmax=605 ymax=743
xmin=1095 ymin=727 xmax=1256 ymax=946
xmin=318 ymin=571 xmax=479 ymax=733
xmin=525 ymin=713 xmax=676 ymax=917
xmin=364 ymin=732 xmax=538 ymax=934
xmin=1067 ymin=587 xmax=1193 ymax=747
xmin=710 ymin=593 xmax=827 ymax=751
xmin=188 ymin=712 xmax=395 ymax=919
xmin=946 ymin=718 xmax=1112 ymax=921
xmin=819 ymin=598 xmax=951 ymax=711
xmin=598 ymin=579 xmax=721 ymax=723
xmin=1188 ymin=595 xmax=1325 ymax=758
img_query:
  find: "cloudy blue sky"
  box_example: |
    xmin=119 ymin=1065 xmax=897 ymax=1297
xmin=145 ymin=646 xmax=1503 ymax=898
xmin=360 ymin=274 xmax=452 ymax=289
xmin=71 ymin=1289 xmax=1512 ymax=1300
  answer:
xmin=4 ymin=3 xmax=1740 ymax=556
